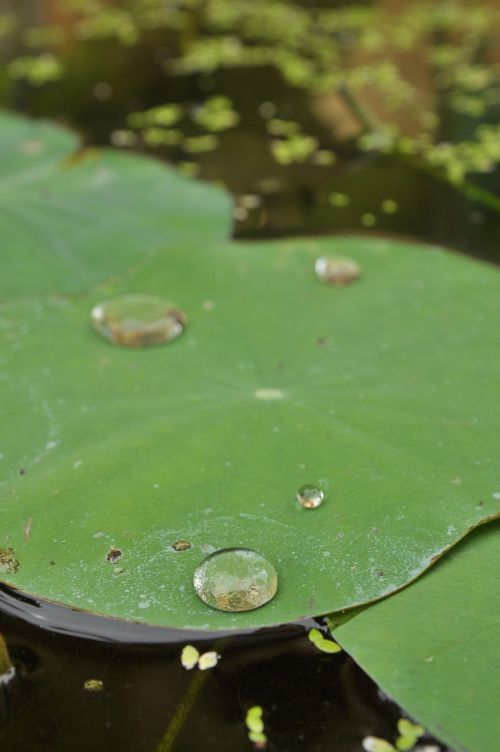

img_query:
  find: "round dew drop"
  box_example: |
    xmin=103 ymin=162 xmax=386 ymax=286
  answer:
xmin=297 ymin=485 xmax=324 ymax=509
xmin=90 ymin=294 xmax=187 ymax=348
xmin=314 ymin=256 xmax=361 ymax=286
xmin=193 ymin=547 xmax=278 ymax=612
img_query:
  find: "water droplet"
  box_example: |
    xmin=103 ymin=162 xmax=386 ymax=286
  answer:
xmin=308 ymin=628 xmax=342 ymax=654
xmin=171 ymin=540 xmax=192 ymax=552
xmin=361 ymin=212 xmax=376 ymax=227
xmin=329 ymin=192 xmax=350 ymax=208
xmin=297 ymin=485 xmax=324 ymax=509
xmin=314 ymin=256 xmax=361 ymax=286
xmin=91 ymin=294 xmax=187 ymax=348
xmin=193 ymin=547 xmax=278 ymax=612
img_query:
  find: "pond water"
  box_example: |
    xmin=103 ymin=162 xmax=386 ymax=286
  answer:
xmin=0 ymin=586 xmax=449 ymax=751
xmin=1 ymin=0 xmax=498 ymax=749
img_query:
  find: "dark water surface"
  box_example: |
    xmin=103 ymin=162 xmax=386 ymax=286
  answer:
xmin=0 ymin=587 xmax=448 ymax=752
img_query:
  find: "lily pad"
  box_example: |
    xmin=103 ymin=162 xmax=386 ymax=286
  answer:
xmin=1 ymin=112 xmax=499 ymax=631
xmin=0 ymin=110 xmax=232 ymax=301
xmin=332 ymin=521 xmax=500 ymax=752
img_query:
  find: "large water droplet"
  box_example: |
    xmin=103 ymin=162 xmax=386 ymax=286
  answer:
xmin=193 ymin=547 xmax=278 ymax=612
xmin=91 ymin=294 xmax=187 ymax=348
xmin=297 ymin=485 xmax=324 ymax=509
xmin=314 ymin=256 xmax=361 ymax=286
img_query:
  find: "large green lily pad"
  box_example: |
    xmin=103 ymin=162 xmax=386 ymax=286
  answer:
xmin=1 ymin=112 xmax=499 ymax=630
xmin=0 ymin=110 xmax=232 ymax=301
xmin=331 ymin=521 xmax=500 ymax=752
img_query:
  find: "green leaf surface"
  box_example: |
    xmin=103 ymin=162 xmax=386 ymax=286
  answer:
xmin=0 ymin=110 xmax=232 ymax=301
xmin=332 ymin=522 xmax=500 ymax=752
xmin=1 ymin=113 xmax=499 ymax=631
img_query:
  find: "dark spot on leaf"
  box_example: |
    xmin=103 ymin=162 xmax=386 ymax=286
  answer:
xmin=106 ymin=548 xmax=122 ymax=563
xmin=377 ymin=571 xmax=385 ymax=577
xmin=172 ymin=540 xmax=192 ymax=552
xmin=316 ymin=337 xmax=328 ymax=346
xmin=19 ymin=468 xmax=26 ymax=476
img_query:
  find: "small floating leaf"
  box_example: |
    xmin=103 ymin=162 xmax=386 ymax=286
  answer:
xmin=396 ymin=719 xmax=425 ymax=751
xmin=198 ymin=651 xmax=220 ymax=671
xmin=84 ymin=679 xmax=104 ymax=692
xmin=180 ymin=645 xmax=200 ymax=670
xmin=382 ymin=199 xmax=399 ymax=214
xmin=246 ymin=706 xmax=267 ymax=748
xmin=308 ymin=628 xmax=342 ymax=654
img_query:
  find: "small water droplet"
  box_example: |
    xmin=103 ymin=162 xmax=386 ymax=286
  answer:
xmin=181 ymin=644 xmax=199 ymax=670
xmin=172 ymin=540 xmax=192 ymax=552
xmin=91 ymin=294 xmax=187 ymax=348
xmin=297 ymin=485 xmax=324 ymax=509
xmin=193 ymin=547 xmax=278 ymax=612
xmin=314 ymin=256 xmax=361 ymax=286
